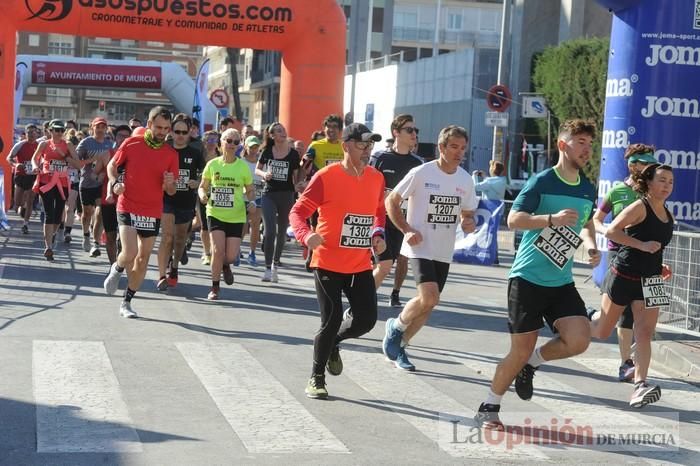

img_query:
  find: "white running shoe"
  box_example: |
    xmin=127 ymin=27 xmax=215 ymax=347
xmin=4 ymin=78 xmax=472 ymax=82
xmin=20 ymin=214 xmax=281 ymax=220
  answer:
xmin=262 ymin=269 xmax=272 ymax=282
xmin=119 ymin=302 xmax=137 ymax=319
xmin=271 ymin=266 xmax=279 ymax=283
xmin=104 ymin=262 xmax=123 ymax=295
xmin=82 ymin=235 xmax=91 ymax=252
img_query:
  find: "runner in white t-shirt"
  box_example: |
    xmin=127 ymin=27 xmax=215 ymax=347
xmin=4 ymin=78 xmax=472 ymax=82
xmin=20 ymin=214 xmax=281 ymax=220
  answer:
xmin=382 ymin=125 xmax=478 ymax=371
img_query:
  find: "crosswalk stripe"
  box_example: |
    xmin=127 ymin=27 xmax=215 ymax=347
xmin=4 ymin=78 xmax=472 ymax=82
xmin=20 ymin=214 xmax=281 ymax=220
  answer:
xmin=32 ymin=340 xmax=141 ymax=453
xmin=341 ymin=348 xmax=550 ymax=460
xmin=450 ymin=350 xmax=700 ymax=463
xmin=176 ymin=342 xmax=349 ymax=454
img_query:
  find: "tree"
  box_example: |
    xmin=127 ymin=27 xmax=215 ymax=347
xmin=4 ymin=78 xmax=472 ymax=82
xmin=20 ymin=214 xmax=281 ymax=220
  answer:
xmin=532 ymin=37 xmax=609 ymax=182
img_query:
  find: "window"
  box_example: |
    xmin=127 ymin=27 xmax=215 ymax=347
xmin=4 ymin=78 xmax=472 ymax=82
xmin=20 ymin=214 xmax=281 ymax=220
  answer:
xmin=173 ymin=43 xmax=189 ymax=49
xmin=48 ymin=41 xmax=73 ymax=55
xmin=46 ymin=88 xmax=72 ymax=105
xmin=372 ymin=7 xmax=384 ymax=33
xmin=146 ymin=41 xmax=165 ymax=47
xmin=94 ymin=37 xmax=111 ymax=44
xmin=480 ymin=9 xmax=500 ymax=32
xmin=447 ymin=10 xmax=463 ymax=30
xmin=28 ymin=34 xmax=40 ymax=47
xmin=395 ymin=11 xmax=418 ymax=28
xmin=26 ymin=87 xmax=38 ymax=95
xmin=121 ymin=39 xmax=136 ymax=46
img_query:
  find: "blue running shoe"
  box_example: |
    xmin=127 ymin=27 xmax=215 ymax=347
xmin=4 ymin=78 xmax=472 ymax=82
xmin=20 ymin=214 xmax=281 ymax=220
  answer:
xmin=395 ymin=347 xmax=415 ymax=371
xmin=247 ymin=251 xmax=258 ymax=267
xmin=382 ymin=318 xmax=403 ymax=361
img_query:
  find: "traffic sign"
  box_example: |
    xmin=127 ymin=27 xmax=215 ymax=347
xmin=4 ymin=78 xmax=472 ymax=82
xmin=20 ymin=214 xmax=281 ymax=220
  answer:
xmin=485 ymin=111 xmax=509 ymax=127
xmin=522 ymin=96 xmax=548 ymax=118
xmin=210 ymin=88 xmax=230 ymax=109
xmin=486 ymin=84 xmax=512 ymax=112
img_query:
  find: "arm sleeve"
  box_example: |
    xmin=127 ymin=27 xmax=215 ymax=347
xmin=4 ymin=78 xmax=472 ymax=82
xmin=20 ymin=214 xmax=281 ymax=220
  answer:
xmin=511 ymin=176 xmax=540 ymax=213
xmin=289 ymin=173 xmax=325 ymax=246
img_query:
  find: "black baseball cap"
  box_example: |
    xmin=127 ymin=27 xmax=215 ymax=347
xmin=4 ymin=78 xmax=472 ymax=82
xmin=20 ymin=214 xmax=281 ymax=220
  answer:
xmin=342 ymin=123 xmax=382 ymax=143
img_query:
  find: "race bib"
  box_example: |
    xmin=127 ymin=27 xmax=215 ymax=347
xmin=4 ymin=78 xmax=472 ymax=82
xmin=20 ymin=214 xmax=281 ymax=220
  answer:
xmin=49 ymin=159 xmax=67 ymax=173
xmin=176 ymin=169 xmax=190 ymax=191
xmin=642 ymin=275 xmax=671 ymax=308
xmin=22 ymin=161 xmax=34 ymax=173
xmin=130 ymin=214 xmax=157 ymax=231
xmin=339 ymin=213 xmax=373 ymax=248
xmin=254 ymin=180 xmax=264 ymax=199
xmin=268 ymin=160 xmax=290 ymax=181
xmin=534 ymin=225 xmax=583 ymax=270
xmin=427 ymin=194 xmax=460 ymax=224
xmin=68 ymin=168 xmax=79 ymax=183
xmin=210 ymin=186 xmax=234 ymax=208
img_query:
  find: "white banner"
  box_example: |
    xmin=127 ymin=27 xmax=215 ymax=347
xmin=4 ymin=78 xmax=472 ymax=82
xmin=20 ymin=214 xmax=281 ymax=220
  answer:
xmin=193 ymin=59 xmax=210 ymax=135
xmin=14 ymin=62 xmax=28 ymax=126
xmin=0 ymin=167 xmax=9 ymax=231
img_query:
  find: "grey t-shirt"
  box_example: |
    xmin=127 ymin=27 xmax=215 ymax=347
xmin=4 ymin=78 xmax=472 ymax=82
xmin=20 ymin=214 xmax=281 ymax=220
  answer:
xmin=76 ymin=136 xmax=112 ymax=189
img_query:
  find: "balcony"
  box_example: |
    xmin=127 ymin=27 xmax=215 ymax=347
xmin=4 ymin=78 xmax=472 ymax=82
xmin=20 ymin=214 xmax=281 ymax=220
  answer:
xmin=392 ymin=27 xmax=500 ymax=48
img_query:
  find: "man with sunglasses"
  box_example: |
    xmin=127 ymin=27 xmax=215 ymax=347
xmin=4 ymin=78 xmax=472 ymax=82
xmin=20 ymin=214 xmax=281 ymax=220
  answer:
xmin=383 ymin=125 xmax=478 ymax=371
xmin=370 ymin=114 xmax=423 ymax=308
xmin=6 ymin=124 xmax=40 ymax=234
xmin=592 ymin=144 xmax=657 ymax=383
xmin=103 ymin=106 xmax=179 ymax=318
xmin=290 ymin=123 xmax=387 ymax=399
xmin=128 ymin=117 xmax=143 ymax=131
xmin=156 ymin=114 xmax=206 ymax=290
xmin=76 ymin=117 xmax=113 ymax=257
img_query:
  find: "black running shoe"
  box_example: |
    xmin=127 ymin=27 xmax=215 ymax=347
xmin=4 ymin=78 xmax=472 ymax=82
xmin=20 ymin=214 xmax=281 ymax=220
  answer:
xmin=515 ymin=363 xmax=537 ymax=401
xmin=222 ymin=264 xmax=234 ymax=285
xmin=327 ymin=346 xmax=343 ymax=376
xmin=475 ymin=403 xmax=504 ymax=431
xmin=21 ymin=224 xmax=28 ymax=234
xmin=390 ymin=292 xmax=402 ymax=308
xmin=180 ymin=249 xmax=188 ymax=265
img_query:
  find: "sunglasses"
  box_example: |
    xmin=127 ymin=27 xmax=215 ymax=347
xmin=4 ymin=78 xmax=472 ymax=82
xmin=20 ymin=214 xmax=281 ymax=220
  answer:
xmin=225 ymin=139 xmax=241 ymax=145
xmin=206 ymin=138 xmax=219 ymax=144
xmin=354 ymin=141 xmax=375 ymax=150
xmin=51 ymin=128 xmax=65 ymax=133
xmin=401 ymin=127 xmax=419 ymax=135
xmin=173 ymin=130 xmax=189 ymax=135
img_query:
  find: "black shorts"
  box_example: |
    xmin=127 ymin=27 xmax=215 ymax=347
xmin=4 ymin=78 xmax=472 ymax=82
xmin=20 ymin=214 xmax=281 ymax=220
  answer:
xmin=602 ymin=269 xmax=644 ymax=307
xmin=101 ymin=204 xmax=118 ymax=233
xmin=507 ymin=277 xmax=587 ymax=334
xmin=117 ymin=211 xmax=161 ymax=238
xmin=378 ymin=225 xmax=404 ymax=262
xmin=14 ymin=174 xmax=36 ymax=191
xmin=163 ymin=198 xmax=195 ymax=225
xmin=198 ymin=201 xmax=208 ymax=231
xmin=207 ymin=216 xmax=244 ymax=238
xmin=410 ymin=258 xmax=450 ymax=292
xmin=80 ymin=186 xmax=102 ymax=206
xmin=618 ymin=305 xmax=635 ymax=330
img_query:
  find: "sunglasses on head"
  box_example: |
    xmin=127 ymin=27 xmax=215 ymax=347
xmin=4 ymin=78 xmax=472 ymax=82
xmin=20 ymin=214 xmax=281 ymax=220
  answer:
xmin=225 ymin=139 xmax=241 ymax=145
xmin=401 ymin=127 xmax=419 ymax=135
xmin=173 ymin=130 xmax=189 ymax=135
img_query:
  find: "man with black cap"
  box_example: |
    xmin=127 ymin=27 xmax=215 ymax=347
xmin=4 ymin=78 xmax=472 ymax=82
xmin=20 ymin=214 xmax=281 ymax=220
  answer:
xmin=290 ymin=122 xmax=387 ymax=399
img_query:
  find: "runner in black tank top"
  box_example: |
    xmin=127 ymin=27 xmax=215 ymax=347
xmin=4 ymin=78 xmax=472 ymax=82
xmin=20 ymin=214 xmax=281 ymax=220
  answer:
xmin=589 ymin=164 xmax=675 ymax=408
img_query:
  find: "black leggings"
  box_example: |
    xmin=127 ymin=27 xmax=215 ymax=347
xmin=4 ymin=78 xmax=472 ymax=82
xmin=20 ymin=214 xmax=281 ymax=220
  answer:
xmin=261 ymin=191 xmax=295 ymax=267
xmin=40 ymin=185 xmax=67 ymax=225
xmin=312 ymin=268 xmax=377 ymax=375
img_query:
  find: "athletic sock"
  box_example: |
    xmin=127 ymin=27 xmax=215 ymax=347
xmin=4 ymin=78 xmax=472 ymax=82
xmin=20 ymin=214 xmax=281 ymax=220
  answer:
xmin=395 ymin=316 xmax=408 ymax=331
xmin=485 ymin=389 xmax=503 ymax=406
xmin=65 ymin=226 xmax=72 ymax=234
xmin=391 ymin=288 xmax=400 ymax=296
xmin=527 ymin=347 xmax=546 ymax=367
xmin=115 ymin=264 xmax=125 ymax=273
xmin=123 ymin=287 xmax=136 ymax=303
xmin=212 ymin=280 xmax=220 ymax=288
xmin=159 ymin=275 xmax=166 ymax=281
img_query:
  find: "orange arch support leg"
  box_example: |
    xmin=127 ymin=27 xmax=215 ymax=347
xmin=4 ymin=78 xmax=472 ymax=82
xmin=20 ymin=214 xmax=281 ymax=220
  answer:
xmin=1 ymin=24 xmax=16 ymax=211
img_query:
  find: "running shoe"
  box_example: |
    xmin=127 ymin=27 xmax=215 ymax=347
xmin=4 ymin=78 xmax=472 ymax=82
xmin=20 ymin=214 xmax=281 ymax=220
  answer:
xmin=475 ymin=403 xmax=505 ymax=431
xmin=186 ymin=233 xmax=194 ymax=251
xmin=247 ymin=251 xmax=258 ymax=267
xmin=586 ymin=306 xmax=598 ymax=321
xmin=119 ymin=302 xmax=137 ymax=319
xmin=271 ymin=267 xmax=279 ymax=283
xmin=515 ymin=363 xmax=538 ymax=401
xmin=201 ymin=254 xmax=211 ymax=266
xmin=274 ymin=259 xmax=282 ymax=268
xmin=167 ymin=268 xmax=178 ymax=288
xmin=64 ymin=233 xmax=72 ymax=243
xmin=21 ymin=224 xmax=28 ymax=235
xmin=343 ymin=308 xmax=353 ymax=321
xmin=262 ymin=269 xmax=272 ymax=282
xmin=82 ymin=235 xmax=91 ymax=252
xmin=390 ymin=291 xmax=402 ymax=308
xmin=619 ymin=359 xmax=635 ymax=383
xmin=89 ymin=245 xmax=101 ymax=257
xmin=305 ymin=374 xmax=328 ymax=399
xmin=382 ymin=318 xmax=404 ymax=361
xmin=327 ymin=346 xmax=343 ymax=376
xmin=44 ymin=248 xmax=54 ymax=262
xmin=207 ymin=287 xmax=220 ymax=301
xmin=630 ymin=382 xmax=661 ymax=408
xmin=222 ymin=264 xmax=234 ymax=285
xmin=104 ymin=262 xmax=123 ymax=295
xmin=395 ymin=348 xmax=416 ymax=371
xmin=180 ymin=249 xmax=188 ymax=265
xmin=156 ymin=277 xmax=169 ymax=292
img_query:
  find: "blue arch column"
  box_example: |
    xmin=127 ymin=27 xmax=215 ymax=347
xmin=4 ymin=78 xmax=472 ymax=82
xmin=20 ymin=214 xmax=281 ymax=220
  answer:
xmin=594 ymin=0 xmax=700 ymax=285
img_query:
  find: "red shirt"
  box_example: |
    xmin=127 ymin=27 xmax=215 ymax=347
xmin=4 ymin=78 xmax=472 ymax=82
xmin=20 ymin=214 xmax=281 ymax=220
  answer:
xmin=112 ymin=136 xmax=179 ymax=218
xmin=10 ymin=140 xmax=38 ymax=175
xmin=38 ymin=140 xmax=70 ymax=188
xmin=290 ymin=163 xmax=386 ymax=274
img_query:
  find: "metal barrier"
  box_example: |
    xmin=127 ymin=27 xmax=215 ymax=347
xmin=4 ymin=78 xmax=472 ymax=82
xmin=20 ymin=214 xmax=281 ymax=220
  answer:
xmin=660 ymin=230 xmax=700 ymax=334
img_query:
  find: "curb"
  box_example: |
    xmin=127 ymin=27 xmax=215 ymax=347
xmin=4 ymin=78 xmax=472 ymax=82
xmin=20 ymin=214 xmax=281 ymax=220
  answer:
xmin=651 ymin=341 xmax=700 ymax=385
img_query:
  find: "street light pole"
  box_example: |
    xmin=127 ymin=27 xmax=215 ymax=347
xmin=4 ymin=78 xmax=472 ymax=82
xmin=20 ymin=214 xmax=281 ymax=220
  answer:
xmin=491 ymin=0 xmax=512 ymax=163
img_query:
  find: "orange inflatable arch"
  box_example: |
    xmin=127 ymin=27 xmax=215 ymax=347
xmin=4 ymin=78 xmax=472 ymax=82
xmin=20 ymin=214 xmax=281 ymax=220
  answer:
xmin=1 ymin=0 xmax=346 ymax=208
